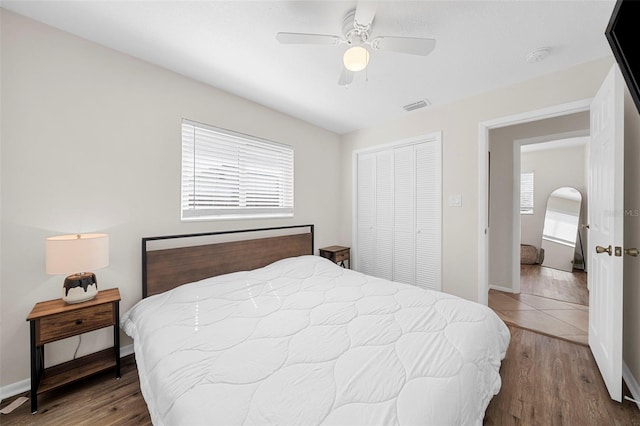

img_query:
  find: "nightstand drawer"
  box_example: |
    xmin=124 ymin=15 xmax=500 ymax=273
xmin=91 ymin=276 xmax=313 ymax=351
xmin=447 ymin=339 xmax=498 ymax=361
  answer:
xmin=37 ymin=303 xmax=114 ymax=345
xmin=334 ymin=249 xmax=350 ymax=263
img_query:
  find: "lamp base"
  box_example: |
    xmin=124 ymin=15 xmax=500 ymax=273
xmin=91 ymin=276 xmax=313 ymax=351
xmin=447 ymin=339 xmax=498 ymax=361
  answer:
xmin=63 ymin=273 xmax=98 ymax=304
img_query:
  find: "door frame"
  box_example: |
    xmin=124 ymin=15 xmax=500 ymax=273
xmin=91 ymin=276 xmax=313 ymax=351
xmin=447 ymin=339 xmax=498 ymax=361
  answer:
xmin=510 ymin=130 xmax=590 ymax=294
xmin=477 ymin=99 xmax=592 ymax=305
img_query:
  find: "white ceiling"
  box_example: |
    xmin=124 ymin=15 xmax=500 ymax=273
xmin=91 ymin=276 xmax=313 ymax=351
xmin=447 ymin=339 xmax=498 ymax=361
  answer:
xmin=1 ymin=0 xmax=617 ymax=135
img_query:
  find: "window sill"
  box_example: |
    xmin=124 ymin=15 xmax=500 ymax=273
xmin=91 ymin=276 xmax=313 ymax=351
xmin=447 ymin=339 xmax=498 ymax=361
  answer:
xmin=181 ymin=213 xmax=294 ymax=222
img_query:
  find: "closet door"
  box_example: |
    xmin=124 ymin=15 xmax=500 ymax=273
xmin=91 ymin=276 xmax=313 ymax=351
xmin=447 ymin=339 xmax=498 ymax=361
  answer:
xmin=393 ymin=146 xmax=416 ymax=285
xmin=354 ymin=133 xmax=441 ymax=291
xmin=356 ymin=152 xmax=376 ymax=275
xmin=415 ymin=141 xmax=442 ymax=290
xmin=375 ymin=151 xmax=393 ymax=280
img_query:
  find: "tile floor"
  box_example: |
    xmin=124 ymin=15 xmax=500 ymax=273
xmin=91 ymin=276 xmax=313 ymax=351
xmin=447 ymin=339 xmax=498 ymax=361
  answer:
xmin=488 ymin=289 xmax=588 ymax=345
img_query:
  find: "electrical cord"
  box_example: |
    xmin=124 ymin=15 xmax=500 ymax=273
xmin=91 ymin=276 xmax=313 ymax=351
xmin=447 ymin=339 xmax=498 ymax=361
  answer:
xmin=73 ymin=334 xmax=82 ymax=359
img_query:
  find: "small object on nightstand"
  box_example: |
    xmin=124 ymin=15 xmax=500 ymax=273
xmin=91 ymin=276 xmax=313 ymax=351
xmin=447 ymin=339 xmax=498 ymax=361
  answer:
xmin=319 ymin=246 xmax=350 ymax=269
xmin=26 ymin=288 xmax=121 ymax=414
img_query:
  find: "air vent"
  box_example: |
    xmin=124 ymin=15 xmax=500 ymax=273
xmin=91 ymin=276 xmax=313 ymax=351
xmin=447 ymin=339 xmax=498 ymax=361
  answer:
xmin=402 ymin=99 xmax=431 ymax=112
xmin=526 ymin=47 xmax=550 ymax=63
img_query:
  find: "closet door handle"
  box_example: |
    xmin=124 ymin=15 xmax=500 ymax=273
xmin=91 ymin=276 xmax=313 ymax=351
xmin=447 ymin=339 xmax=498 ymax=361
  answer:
xmin=625 ymin=248 xmax=639 ymax=257
xmin=596 ymin=245 xmax=612 ymax=256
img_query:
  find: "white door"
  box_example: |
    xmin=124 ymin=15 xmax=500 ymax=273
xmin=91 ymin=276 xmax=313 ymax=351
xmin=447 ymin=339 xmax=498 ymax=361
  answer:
xmin=588 ymin=64 xmax=624 ymax=402
xmin=375 ymin=151 xmax=394 ymax=280
xmin=356 ymin=152 xmax=376 ymax=275
xmin=416 ymin=141 xmax=442 ymax=291
xmin=354 ymin=132 xmax=442 ymax=289
xmin=393 ymin=146 xmax=416 ymax=285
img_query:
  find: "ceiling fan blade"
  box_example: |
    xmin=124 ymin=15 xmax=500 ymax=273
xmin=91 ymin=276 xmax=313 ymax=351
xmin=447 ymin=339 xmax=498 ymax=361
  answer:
xmin=276 ymin=32 xmax=342 ymax=45
xmin=338 ymin=68 xmax=354 ymax=86
xmin=372 ymin=36 xmax=436 ymax=56
xmin=354 ymin=2 xmax=377 ymax=28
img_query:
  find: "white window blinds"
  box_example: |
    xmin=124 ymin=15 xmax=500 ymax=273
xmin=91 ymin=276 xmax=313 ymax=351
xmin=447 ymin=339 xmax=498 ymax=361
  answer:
xmin=520 ymin=172 xmax=534 ymax=214
xmin=181 ymin=119 xmax=294 ymax=220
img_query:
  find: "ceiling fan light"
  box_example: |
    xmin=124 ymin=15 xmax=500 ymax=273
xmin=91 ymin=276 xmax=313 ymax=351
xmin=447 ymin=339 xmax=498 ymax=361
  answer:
xmin=343 ymin=46 xmax=369 ymax=72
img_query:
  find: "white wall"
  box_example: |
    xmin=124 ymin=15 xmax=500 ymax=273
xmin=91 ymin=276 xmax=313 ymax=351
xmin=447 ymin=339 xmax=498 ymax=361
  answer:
xmin=488 ymin=113 xmax=589 ymax=288
xmin=0 ymin=10 xmax=341 ymax=389
xmin=0 ymin=7 xmax=4 ymax=389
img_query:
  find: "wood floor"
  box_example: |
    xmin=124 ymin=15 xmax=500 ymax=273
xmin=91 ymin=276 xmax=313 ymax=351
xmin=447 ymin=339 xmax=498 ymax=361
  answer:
xmin=2 ymin=327 xmax=638 ymax=425
xmin=0 ymin=355 xmax=151 ymax=426
xmin=484 ymin=326 xmax=640 ymax=425
xmin=489 ymin=265 xmax=590 ymax=345
xmin=489 ymin=289 xmax=588 ymax=345
xmin=520 ymin=264 xmax=589 ymax=306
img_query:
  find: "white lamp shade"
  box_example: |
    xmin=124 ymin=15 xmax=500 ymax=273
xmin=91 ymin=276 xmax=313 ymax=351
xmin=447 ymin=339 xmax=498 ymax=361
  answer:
xmin=343 ymin=46 xmax=370 ymax=72
xmin=46 ymin=233 xmax=109 ymax=274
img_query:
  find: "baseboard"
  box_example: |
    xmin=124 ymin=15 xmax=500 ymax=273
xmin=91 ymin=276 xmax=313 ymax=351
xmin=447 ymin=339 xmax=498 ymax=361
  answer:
xmin=0 ymin=379 xmax=30 ymax=402
xmin=121 ymin=343 xmax=134 ymax=357
xmin=0 ymin=344 xmax=134 ymax=401
xmin=623 ymin=361 xmax=640 ymax=411
xmin=489 ymin=284 xmax=515 ymax=293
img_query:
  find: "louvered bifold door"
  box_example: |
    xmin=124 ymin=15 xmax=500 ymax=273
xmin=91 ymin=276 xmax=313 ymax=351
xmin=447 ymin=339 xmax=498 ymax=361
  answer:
xmin=393 ymin=146 xmax=416 ymax=285
xmin=415 ymin=141 xmax=442 ymax=291
xmin=357 ymin=153 xmax=376 ymax=275
xmin=375 ymin=151 xmax=394 ymax=280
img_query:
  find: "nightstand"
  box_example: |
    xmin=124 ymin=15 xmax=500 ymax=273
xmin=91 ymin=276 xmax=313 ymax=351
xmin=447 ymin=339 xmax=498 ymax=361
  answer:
xmin=319 ymin=245 xmax=350 ymax=268
xmin=26 ymin=288 xmax=121 ymax=413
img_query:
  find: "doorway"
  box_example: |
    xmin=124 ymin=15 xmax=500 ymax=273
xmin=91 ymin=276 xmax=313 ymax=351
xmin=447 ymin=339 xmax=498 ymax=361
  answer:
xmin=519 ymin=137 xmax=589 ymax=304
xmin=503 ymin=136 xmax=591 ymax=345
xmin=482 ymin=106 xmax=592 ymax=345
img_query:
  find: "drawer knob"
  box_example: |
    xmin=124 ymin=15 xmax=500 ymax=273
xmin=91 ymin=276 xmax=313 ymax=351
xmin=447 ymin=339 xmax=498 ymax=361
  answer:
xmin=75 ymin=319 xmax=83 ymax=325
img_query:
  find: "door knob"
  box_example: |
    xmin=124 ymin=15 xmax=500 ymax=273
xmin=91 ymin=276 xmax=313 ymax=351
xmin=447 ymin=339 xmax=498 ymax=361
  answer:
xmin=625 ymin=248 xmax=640 ymax=257
xmin=596 ymin=245 xmax=612 ymax=256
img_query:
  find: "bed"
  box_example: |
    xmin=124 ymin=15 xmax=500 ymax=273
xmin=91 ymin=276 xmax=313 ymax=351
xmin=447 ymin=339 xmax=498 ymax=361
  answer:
xmin=122 ymin=225 xmax=510 ymax=425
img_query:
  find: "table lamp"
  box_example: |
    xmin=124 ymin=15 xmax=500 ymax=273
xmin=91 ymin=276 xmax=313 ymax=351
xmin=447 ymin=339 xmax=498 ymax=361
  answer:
xmin=46 ymin=233 xmax=109 ymax=304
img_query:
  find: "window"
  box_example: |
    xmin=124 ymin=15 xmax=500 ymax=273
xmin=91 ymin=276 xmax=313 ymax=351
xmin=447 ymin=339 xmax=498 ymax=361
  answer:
xmin=520 ymin=172 xmax=534 ymax=214
xmin=181 ymin=119 xmax=294 ymax=220
xmin=542 ymin=210 xmax=579 ymax=246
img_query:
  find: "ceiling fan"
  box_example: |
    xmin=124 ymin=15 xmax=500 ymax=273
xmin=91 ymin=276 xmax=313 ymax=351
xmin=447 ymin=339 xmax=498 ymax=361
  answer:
xmin=275 ymin=2 xmax=436 ymax=86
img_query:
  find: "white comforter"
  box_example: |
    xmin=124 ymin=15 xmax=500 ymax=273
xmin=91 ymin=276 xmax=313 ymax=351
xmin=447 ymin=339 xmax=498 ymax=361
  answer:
xmin=121 ymin=255 xmax=510 ymax=425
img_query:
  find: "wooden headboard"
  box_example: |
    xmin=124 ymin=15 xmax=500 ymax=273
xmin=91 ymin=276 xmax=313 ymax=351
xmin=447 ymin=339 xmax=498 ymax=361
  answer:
xmin=142 ymin=225 xmax=314 ymax=297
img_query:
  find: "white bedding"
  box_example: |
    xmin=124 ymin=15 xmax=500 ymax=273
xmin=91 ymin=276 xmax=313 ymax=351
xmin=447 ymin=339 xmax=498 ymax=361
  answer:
xmin=122 ymin=255 xmax=510 ymax=425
